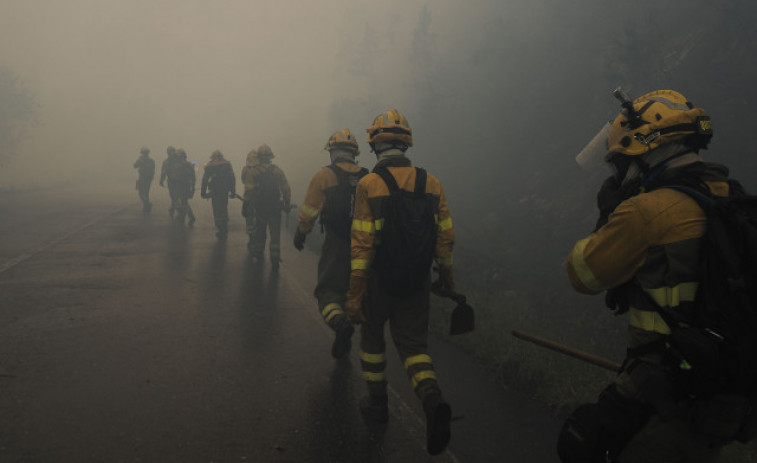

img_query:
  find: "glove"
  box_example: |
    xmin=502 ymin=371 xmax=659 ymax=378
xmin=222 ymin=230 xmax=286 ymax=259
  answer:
xmin=596 ymin=175 xmax=646 ymax=231
xmin=293 ymin=229 xmax=307 ymax=251
xmin=434 ymin=265 xmax=455 ymax=292
xmin=595 ymin=175 xmax=623 ymax=230
xmin=605 ymin=283 xmax=631 ymax=315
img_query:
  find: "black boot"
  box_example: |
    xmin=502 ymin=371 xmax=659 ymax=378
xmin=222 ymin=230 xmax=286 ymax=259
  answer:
xmin=359 ymin=394 xmax=389 ymax=423
xmin=423 ymin=394 xmax=451 ymax=455
xmin=331 ymin=318 xmax=354 ymax=359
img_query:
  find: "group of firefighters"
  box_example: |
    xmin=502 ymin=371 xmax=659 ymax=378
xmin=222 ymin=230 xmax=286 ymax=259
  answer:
xmin=133 ymin=109 xmax=454 ymax=454
xmin=132 ymin=95 xmax=754 ymax=461
xmin=133 ymin=143 xmax=291 ymax=267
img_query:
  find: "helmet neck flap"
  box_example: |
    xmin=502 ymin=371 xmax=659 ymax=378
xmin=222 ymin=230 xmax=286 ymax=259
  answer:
xmin=614 ymin=141 xmax=701 ymax=189
xmin=375 ymin=145 xmax=407 ymax=162
xmin=329 ymin=148 xmax=357 ymax=164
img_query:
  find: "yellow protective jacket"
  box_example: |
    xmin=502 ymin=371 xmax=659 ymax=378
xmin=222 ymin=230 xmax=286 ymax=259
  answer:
xmin=348 ymin=156 xmax=454 ymax=298
xmin=240 ymin=164 xmax=254 ymax=193
xmin=240 ymin=151 xmax=257 ymax=189
xmin=297 ymin=161 xmax=365 ymax=235
xmin=567 ymin=165 xmax=729 ymax=344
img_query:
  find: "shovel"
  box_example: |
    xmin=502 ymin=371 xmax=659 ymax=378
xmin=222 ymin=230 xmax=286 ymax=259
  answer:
xmin=431 ymin=283 xmax=474 ymax=335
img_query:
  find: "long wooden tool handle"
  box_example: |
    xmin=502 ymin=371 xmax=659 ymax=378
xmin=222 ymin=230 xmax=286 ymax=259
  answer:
xmin=511 ymin=330 xmax=622 ymax=372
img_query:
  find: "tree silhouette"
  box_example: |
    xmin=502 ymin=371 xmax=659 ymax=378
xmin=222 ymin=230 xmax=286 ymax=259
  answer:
xmin=0 ymin=66 xmax=36 ymax=165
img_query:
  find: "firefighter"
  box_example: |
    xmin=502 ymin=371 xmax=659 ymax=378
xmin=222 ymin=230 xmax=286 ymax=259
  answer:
xmin=159 ymin=146 xmax=181 ymax=218
xmin=240 ymin=149 xmax=258 ymax=250
xmin=561 ymin=89 xmax=740 ymax=462
xmin=293 ymin=129 xmax=368 ymax=359
xmin=171 ymin=149 xmax=196 ymax=227
xmin=201 ymin=150 xmax=236 ymax=239
xmin=245 ymin=144 xmax=291 ymax=269
xmin=133 ymin=147 xmax=155 ymax=214
xmin=344 ymin=109 xmax=454 ymax=455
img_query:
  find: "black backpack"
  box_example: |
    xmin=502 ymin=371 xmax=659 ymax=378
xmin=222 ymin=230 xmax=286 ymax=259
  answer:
xmin=255 ymin=166 xmax=281 ymax=213
xmin=373 ymin=166 xmax=437 ymax=296
xmin=320 ymin=164 xmax=368 ymax=240
xmin=657 ymin=181 xmax=757 ymax=397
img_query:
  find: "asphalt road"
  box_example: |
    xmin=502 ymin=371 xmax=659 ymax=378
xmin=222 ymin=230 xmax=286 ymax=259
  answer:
xmin=0 ymin=182 xmax=561 ymax=463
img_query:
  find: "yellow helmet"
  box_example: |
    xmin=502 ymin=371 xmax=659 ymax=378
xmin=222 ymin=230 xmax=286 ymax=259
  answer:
xmin=606 ymin=89 xmax=712 ymax=160
xmin=210 ymin=150 xmax=223 ymax=159
xmin=256 ymin=144 xmax=274 ymax=159
xmin=366 ymin=108 xmax=413 ymax=147
xmin=324 ymin=128 xmax=360 ymax=155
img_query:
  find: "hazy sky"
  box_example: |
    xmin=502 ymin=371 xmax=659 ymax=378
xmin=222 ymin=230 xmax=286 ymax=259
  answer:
xmin=2 ymin=0 xmax=742 ymax=197
xmin=0 ymin=0 xmax=605 ymax=191
xmin=0 ymin=0 xmax=457 ymax=188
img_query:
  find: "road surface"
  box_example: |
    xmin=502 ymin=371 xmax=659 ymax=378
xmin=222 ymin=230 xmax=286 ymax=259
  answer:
xmin=0 ymin=182 xmax=561 ymax=462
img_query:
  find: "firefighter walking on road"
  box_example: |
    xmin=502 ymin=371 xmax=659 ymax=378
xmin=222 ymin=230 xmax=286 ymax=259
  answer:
xmin=201 ymin=150 xmax=236 ymax=239
xmin=133 ymin=147 xmax=155 ymax=214
xmin=171 ymin=149 xmax=196 ymax=227
xmin=160 ymin=146 xmax=181 ymax=219
xmin=345 ymin=109 xmax=455 ymax=456
xmin=293 ymin=129 xmax=368 ymax=359
xmin=241 ymin=149 xmax=258 ymax=250
xmin=244 ymin=144 xmax=291 ymax=269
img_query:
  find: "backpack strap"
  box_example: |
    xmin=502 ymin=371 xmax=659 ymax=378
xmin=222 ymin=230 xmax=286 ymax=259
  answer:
xmin=326 ymin=164 xmax=369 ymax=184
xmin=374 ymin=166 xmax=401 ymax=195
xmin=414 ymin=168 xmax=427 ymax=195
xmin=663 ymin=185 xmax=716 ymax=213
xmin=374 ymin=166 xmax=425 ymax=196
xmin=326 ymin=164 xmax=345 ymax=185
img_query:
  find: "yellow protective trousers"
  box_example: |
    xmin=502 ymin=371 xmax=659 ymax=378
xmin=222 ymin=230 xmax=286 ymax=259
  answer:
xmin=316 ymin=231 xmax=351 ymax=330
xmin=359 ymin=274 xmax=441 ymax=402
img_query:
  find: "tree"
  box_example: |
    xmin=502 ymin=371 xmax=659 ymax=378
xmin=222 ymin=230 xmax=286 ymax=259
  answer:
xmin=0 ymin=66 xmax=36 ymax=165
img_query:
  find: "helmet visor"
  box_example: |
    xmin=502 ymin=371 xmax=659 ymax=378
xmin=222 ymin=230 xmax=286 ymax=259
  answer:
xmin=575 ymin=123 xmax=610 ymax=171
